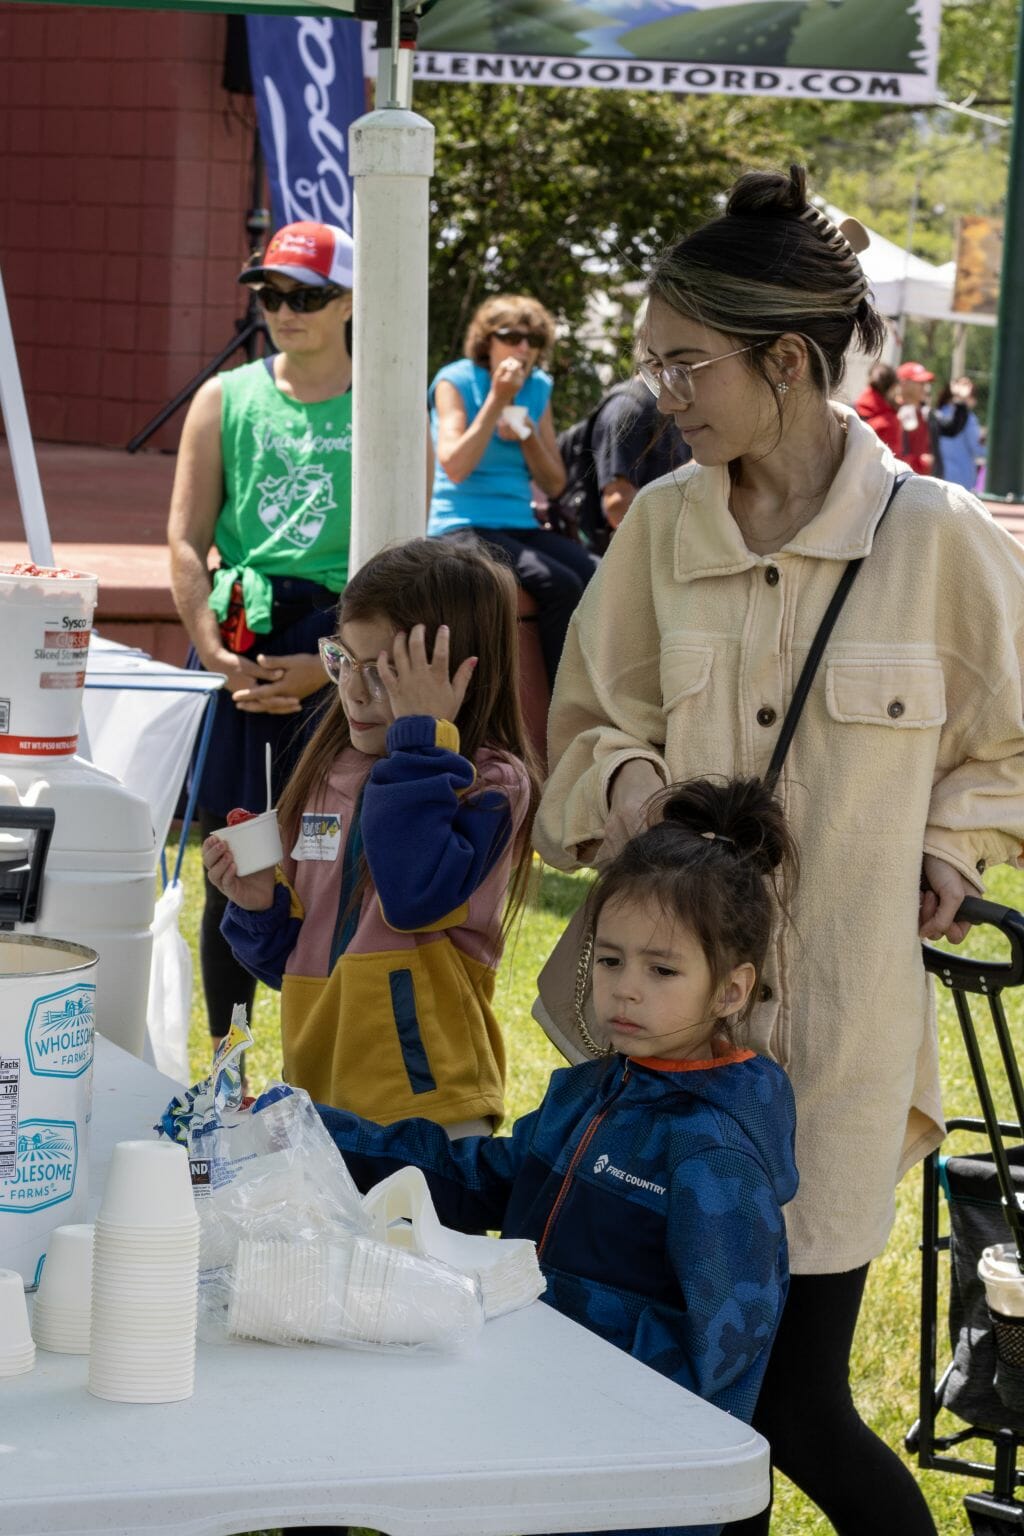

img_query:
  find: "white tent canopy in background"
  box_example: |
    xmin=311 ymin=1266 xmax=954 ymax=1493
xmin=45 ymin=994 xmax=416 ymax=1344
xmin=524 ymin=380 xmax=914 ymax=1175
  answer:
xmin=826 ymin=203 xmax=995 ymax=329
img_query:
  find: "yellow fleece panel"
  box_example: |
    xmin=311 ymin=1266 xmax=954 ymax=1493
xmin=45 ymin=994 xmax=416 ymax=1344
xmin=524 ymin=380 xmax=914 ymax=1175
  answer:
xmin=433 ymin=718 xmax=460 ymax=752
xmin=281 ymin=939 xmax=506 ymax=1128
xmin=275 ymin=873 xmax=305 ymax=921
xmin=379 ymin=898 xmax=470 ymax=935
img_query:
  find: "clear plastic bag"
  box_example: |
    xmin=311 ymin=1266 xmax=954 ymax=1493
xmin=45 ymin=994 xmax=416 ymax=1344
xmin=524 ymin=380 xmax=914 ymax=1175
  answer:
xmin=160 ymin=1028 xmax=483 ymax=1354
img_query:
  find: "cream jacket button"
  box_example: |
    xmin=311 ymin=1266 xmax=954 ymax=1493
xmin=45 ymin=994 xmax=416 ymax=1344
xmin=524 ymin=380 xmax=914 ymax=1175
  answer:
xmin=765 ymin=566 xmax=780 ymax=586
xmin=887 ymin=699 xmax=905 ymax=718
xmin=756 ymin=707 xmax=777 ymax=727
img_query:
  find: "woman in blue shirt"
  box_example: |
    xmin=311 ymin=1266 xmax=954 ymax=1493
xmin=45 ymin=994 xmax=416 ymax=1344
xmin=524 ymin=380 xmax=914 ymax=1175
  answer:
xmin=427 ymin=294 xmax=598 ymax=687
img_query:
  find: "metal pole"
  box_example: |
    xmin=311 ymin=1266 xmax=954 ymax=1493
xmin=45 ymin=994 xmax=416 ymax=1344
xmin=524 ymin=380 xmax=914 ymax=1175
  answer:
xmin=984 ymin=2 xmax=1024 ymax=499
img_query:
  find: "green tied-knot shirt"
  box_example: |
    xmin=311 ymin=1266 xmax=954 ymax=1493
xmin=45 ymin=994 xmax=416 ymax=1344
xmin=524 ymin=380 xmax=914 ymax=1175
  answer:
xmin=209 ymin=359 xmax=353 ymax=634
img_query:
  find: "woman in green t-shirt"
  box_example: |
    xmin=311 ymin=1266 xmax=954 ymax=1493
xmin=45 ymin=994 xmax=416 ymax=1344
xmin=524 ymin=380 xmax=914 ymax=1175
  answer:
xmin=168 ymin=220 xmax=354 ymax=1052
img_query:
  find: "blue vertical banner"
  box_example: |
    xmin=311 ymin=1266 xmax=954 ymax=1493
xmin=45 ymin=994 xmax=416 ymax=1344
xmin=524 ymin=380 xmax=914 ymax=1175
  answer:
xmin=246 ymin=15 xmax=366 ymax=235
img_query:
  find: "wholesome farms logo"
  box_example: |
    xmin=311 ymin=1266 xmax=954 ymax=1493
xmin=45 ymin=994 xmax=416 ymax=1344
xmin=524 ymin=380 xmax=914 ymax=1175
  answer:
xmin=25 ymin=984 xmax=95 ymax=1078
xmin=0 ymin=1119 xmax=78 ymax=1212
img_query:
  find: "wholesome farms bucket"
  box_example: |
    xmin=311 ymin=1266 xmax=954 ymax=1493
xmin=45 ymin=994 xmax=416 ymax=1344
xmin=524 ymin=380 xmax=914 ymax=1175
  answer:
xmin=0 ymin=936 xmax=96 ymax=1287
xmin=0 ymin=564 xmax=99 ymax=759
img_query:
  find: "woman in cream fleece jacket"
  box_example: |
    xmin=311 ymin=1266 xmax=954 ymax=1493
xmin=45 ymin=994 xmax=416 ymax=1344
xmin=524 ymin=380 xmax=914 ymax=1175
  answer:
xmin=536 ymin=166 xmax=1024 ymax=1534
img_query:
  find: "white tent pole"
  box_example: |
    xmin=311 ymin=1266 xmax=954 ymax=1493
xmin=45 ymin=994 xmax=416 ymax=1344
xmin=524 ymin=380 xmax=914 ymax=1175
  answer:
xmin=0 ymin=266 xmax=55 ymax=567
xmin=348 ymin=35 xmax=434 ymax=574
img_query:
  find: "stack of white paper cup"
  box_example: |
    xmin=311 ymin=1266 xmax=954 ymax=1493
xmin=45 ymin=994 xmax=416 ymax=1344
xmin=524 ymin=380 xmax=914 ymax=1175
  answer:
xmin=32 ymin=1224 xmax=94 ymax=1354
xmin=0 ymin=1268 xmax=36 ymax=1377
xmin=88 ymin=1140 xmax=199 ymax=1403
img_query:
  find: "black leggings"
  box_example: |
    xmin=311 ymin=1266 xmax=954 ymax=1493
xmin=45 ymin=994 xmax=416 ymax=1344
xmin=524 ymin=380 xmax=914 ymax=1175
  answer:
xmin=197 ymin=807 xmax=258 ymax=1040
xmin=468 ymin=527 xmax=599 ymax=688
xmin=730 ymin=1266 xmax=936 ymax=1535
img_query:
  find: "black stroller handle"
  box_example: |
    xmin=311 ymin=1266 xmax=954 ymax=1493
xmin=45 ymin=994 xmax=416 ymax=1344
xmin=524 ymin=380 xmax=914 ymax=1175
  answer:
xmin=922 ymin=896 xmax=1024 ymax=994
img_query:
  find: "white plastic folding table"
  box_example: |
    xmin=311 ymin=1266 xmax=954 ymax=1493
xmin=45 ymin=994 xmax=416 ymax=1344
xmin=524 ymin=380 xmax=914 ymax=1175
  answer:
xmin=0 ymin=1038 xmax=770 ymax=1536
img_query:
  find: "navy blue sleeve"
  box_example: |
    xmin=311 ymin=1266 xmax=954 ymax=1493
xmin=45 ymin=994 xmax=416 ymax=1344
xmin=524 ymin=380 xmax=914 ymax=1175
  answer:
xmin=317 ymin=1101 xmax=541 ymax=1234
xmin=220 ymin=881 xmax=302 ymax=990
xmin=361 ymin=715 xmax=513 ymax=931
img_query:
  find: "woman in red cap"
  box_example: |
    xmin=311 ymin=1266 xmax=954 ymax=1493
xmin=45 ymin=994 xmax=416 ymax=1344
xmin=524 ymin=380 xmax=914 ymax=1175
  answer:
xmin=168 ymin=220 xmax=355 ymax=1055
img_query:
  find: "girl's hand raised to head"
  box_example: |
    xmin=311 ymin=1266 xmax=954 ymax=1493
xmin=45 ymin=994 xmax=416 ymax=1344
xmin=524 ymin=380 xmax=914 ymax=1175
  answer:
xmin=201 ymin=835 xmax=276 ymax=912
xmin=378 ymin=624 xmax=477 ymax=726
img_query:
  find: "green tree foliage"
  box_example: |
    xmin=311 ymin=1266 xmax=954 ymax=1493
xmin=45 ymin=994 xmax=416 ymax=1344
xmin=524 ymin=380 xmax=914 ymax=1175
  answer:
xmin=419 ymin=82 xmax=801 ymax=424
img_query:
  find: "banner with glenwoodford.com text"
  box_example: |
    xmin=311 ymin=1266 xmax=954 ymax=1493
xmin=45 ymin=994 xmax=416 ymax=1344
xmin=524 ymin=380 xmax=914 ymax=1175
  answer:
xmin=415 ymin=0 xmax=940 ymax=105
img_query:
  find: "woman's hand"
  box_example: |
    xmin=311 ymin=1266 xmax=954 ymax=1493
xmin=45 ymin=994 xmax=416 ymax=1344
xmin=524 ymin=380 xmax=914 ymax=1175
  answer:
xmin=202 ymin=836 xmax=276 ymax=911
xmin=196 ymin=647 xmax=288 ymax=703
xmin=489 ymin=357 xmax=527 ymax=407
xmin=602 ymin=759 xmax=664 ymax=863
xmin=231 ymin=652 xmax=331 ymax=715
xmin=378 ymin=624 xmax=477 ymax=724
xmin=919 ymin=854 xmax=974 ymax=943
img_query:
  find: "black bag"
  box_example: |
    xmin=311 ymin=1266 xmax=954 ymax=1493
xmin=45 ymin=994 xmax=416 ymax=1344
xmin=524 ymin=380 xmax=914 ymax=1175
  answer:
xmin=549 ymin=385 xmax=631 ymax=554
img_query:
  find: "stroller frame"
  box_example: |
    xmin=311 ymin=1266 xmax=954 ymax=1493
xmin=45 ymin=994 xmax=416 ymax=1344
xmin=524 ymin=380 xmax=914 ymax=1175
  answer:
xmin=909 ymin=896 xmax=1024 ymax=1533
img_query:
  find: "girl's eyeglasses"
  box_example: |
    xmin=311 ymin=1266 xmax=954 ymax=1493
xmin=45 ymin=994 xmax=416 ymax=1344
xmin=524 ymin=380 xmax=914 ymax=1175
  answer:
xmin=258 ymin=286 xmax=344 ymax=314
xmin=319 ymin=638 xmax=387 ymax=702
xmin=492 ymin=327 xmax=545 ymax=349
xmin=638 ymin=345 xmax=754 ymax=406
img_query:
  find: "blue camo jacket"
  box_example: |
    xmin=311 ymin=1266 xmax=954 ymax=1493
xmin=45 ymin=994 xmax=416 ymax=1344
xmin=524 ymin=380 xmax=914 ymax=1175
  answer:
xmin=319 ymin=1047 xmax=797 ymax=1536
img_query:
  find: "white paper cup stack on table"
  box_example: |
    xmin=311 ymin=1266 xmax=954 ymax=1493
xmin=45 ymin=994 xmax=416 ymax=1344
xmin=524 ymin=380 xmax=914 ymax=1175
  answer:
xmin=89 ymin=1140 xmax=200 ymax=1403
xmin=0 ymin=1267 xmax=36 ymax=1377
xmin=501 ymin=405 xmax=531 ymax=440
xmin=31 ymin=1222 xmax=94 ymax=1354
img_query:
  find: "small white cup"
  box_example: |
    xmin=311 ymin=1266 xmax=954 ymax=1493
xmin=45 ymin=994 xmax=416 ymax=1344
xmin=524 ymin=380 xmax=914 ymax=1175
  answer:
xmin=0 ymin=1269 xmax=35 ymax=1372
xmin=35 ymin=1224 xmax=94 ymax=1310
xmin=501 ymin=405 xmax=531 ymax=440
xmin=212 ymin=810 xmax=283 ymax=877
xmin=99 ymin=1140 xmax=197 ymax=1229
xmin=980 ymin=1244 xmax=1024 ymax=1316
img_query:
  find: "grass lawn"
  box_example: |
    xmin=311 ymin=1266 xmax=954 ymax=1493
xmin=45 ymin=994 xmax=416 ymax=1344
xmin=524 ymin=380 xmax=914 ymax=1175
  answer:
xmin=168 ymin=826 xmax=1024 ymax=1536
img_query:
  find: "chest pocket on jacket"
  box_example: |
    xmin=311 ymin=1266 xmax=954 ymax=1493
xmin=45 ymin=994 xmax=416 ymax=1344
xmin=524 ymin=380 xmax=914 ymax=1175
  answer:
xmin=824 ymin=657 xmax=946 ymax=840
xmin=660 ymin=643 xmax=714 ymax=769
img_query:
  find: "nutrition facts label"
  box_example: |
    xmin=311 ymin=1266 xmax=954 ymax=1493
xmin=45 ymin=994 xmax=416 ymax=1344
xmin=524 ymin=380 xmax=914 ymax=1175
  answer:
xmin=0 ymin=1057 xmax=20 ymax=1179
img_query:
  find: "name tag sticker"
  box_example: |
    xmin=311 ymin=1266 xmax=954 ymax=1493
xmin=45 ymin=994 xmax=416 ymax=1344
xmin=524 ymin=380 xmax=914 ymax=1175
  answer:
xmin=292 ymin=812 xmax=342 ymax=862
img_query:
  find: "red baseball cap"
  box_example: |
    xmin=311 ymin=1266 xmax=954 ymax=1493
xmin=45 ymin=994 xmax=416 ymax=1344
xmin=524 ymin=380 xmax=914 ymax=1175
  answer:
xmin=896 ymin=361 xmax=934 ymax=383
xmin=239 ymin=221 xmax=354 ymax=289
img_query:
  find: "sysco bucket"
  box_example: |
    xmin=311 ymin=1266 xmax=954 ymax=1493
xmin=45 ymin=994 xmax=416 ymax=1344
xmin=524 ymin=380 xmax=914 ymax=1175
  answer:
xmin=0 ymin=936 xmax=96 ymax=1288
xmin=0 ymin=564 xmax=99 ymax=759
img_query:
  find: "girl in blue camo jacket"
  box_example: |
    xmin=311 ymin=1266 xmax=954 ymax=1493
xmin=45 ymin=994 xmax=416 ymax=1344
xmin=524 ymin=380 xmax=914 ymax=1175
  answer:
xmin=320 ymin=777 xmax=799 ymax=1536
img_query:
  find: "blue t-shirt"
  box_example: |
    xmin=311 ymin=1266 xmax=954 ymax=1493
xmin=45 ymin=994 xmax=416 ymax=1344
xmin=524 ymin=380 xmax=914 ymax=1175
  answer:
xmin=427 ymin=357 xmax=553 ymax=533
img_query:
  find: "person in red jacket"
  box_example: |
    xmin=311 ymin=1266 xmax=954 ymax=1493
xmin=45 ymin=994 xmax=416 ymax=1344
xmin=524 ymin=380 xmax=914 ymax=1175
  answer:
xmin=895 ymin=359 xmax=935 ymax=473
xmin=854 ymin=363 xmax=901 ymax=455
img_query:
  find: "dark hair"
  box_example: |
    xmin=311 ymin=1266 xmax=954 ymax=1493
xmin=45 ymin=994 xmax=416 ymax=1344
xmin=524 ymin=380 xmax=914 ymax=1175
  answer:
xmin=584 ymin=777 xmax=798 ymax=1033
xmin=278 ymin=537 xmax=542 ymax=929
xmin=463 ymin=294 xmax=556 ymax=369
xmin=869 ymin=363 xmax=898 ymax=397
xmin=643 ymin=164 xmax=885 ymax=397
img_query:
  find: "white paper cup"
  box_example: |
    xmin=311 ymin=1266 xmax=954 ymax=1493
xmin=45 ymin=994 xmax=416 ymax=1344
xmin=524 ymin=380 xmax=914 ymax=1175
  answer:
xmin=35 ymin=1224 xmax=93 ymax=1310
xmin=211 ymin=810 xmax=283 ymax=878
xmin=0 ymin=1268 xmax=35 ymax=1356
xmin=979 ymin=1244 xmax=1024 ymax=1317
xmin=501 ymin=405 xmax=531 ymax=440
xmin=99 ymin=1141 xmax=196 ymax=1228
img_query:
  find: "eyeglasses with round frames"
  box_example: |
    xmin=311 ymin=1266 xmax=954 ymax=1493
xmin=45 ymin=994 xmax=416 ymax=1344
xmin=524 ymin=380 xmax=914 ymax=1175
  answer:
xmin=319 ymin=638 xmax=387 ymax=702
xmin=638 ymin=345 xmax=755 ymax=406
xmin=258 ymin=286 xmax=344 ymax=314
xmin=491 ymin=327 xmax=546 ymax=349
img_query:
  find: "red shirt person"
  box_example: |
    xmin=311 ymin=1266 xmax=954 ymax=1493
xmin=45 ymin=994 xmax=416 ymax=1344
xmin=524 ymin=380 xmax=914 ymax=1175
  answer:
xmin=895 ymin=360 xmax=935 ymax=474
xmin=854 ymin=363 xmax=901 ymax=455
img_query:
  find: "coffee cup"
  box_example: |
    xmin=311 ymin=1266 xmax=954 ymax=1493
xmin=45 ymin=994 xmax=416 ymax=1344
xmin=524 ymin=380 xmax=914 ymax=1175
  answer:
xmin=979 ymin=1243 xmax=1024 ymax=1316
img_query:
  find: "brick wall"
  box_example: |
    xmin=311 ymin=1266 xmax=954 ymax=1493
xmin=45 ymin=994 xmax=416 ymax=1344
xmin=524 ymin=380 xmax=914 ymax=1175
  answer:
xmin=0 ymin=2 xmax=255 ymax=451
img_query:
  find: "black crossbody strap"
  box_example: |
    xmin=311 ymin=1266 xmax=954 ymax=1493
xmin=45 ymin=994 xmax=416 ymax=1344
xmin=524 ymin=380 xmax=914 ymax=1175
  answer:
xmin=765 ymin=470 xmax=911 ymax=790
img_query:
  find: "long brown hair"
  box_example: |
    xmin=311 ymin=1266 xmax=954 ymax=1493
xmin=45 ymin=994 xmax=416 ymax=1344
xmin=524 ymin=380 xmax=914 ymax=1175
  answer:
xmin=278 ymin=536 xmax=542 ymax=927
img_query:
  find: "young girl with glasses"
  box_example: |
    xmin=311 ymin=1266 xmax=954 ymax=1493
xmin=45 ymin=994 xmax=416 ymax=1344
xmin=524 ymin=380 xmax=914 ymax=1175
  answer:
xmin=317 ymin=775 xmax=798 ymax=1536
xmin=202 ymin=537 xmax=540 ymax=1138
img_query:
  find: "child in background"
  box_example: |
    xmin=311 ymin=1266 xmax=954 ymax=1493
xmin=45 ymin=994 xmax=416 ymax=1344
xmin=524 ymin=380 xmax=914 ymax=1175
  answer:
xmin=203 ymin=538 xmax=540 ymax=1138
xmin=319 ymin=776 xmax=799 ymax=1536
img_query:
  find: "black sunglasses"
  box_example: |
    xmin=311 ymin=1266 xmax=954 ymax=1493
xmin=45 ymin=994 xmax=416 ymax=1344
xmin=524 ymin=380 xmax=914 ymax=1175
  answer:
xmin=258 ymin=286 xmax=344 ymax=314
xmin=492 ymin=327 xmax=545 ymax=349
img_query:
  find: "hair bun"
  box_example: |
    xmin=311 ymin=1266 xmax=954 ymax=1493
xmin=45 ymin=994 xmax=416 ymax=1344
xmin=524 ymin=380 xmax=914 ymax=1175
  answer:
xmin=653 ymin=777 xmax=796 ymax=878
xmin=726 ymin=164 xmax=808 ymax=221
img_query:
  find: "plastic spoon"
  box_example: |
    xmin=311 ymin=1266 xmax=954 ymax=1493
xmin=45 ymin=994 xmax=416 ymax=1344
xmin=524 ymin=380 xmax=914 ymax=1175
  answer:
xmin=264 ymin=743 xmax=273 ymax=813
